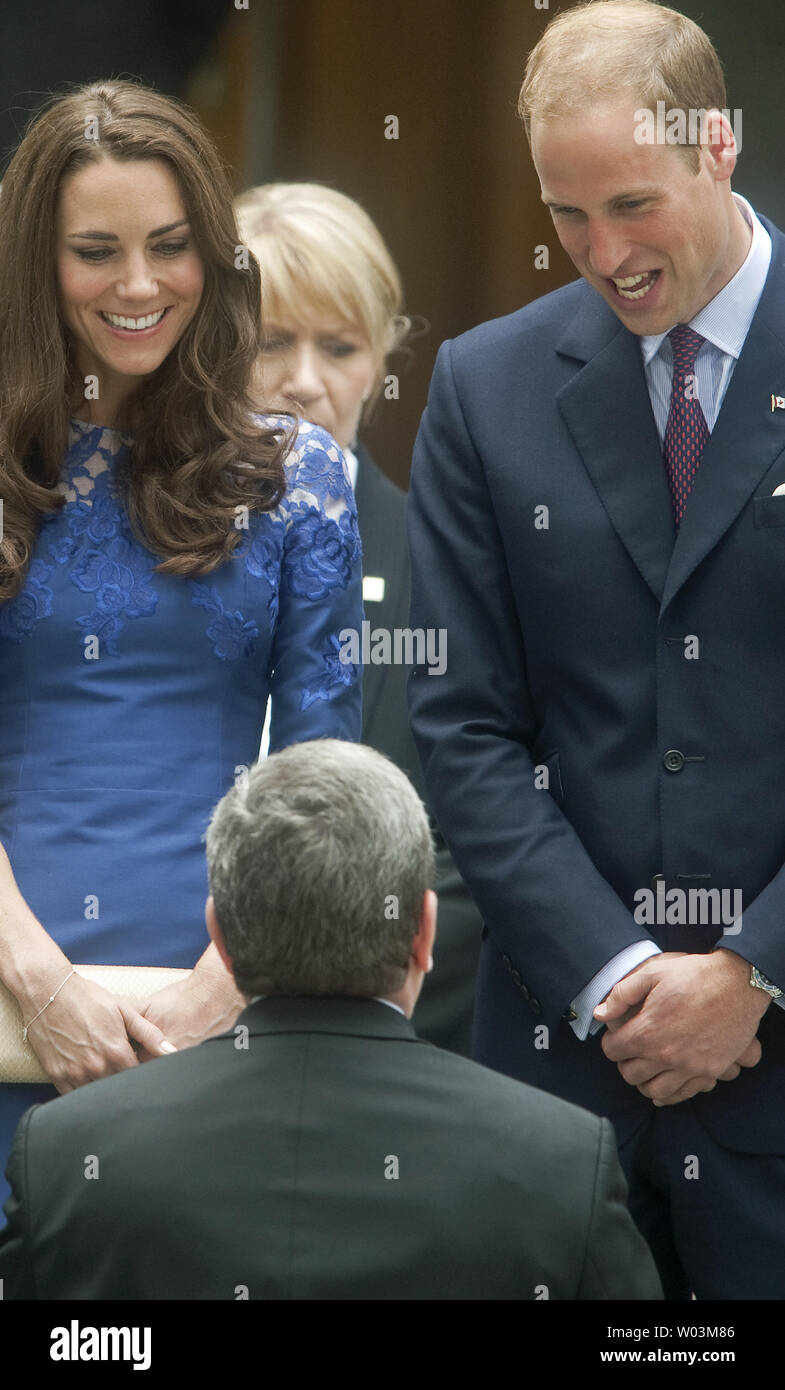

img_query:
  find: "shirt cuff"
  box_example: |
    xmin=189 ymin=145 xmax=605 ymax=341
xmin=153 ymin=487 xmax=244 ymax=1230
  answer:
xmin=569 ymin=940 xmax=662 ymax=1040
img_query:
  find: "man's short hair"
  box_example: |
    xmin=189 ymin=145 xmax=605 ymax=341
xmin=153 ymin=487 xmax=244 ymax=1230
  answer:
xmin=519 ymin=0 xmax=727 ymax=174
xmin=204 ymin=739 xmax=435 ymax=998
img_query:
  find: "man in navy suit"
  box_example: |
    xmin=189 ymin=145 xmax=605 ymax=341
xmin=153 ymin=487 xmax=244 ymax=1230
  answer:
xmin=408 ymin=0 xmax=785 ymax=1299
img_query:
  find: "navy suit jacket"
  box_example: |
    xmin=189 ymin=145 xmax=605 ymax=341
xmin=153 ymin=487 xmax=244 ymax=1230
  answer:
xmin=407 ymin=215 xmax=785 ymax=1150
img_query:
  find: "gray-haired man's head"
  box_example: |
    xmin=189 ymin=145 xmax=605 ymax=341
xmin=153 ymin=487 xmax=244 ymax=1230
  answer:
xmin=204 ymin=739 xmax=436 ymax=1001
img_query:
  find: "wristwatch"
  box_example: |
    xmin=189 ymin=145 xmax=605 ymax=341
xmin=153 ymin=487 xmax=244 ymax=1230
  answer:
xmin=750 ymin=965 xmax=783 ymax=1000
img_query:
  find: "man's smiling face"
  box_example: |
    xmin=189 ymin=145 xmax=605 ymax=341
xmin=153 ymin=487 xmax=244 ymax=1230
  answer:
xmin=531 ymin=98 xmax=745 ymax=336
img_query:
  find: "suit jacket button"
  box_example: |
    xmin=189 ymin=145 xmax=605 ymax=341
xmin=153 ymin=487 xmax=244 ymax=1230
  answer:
xmin=663 ymin=749 xmax=686 ymax=773
xmin=529 ymin=998 xmax=542 ymax=1016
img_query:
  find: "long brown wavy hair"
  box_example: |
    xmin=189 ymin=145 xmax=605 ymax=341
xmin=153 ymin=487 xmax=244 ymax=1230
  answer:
xmin=0 ymin=79 xmax=297 ymax=603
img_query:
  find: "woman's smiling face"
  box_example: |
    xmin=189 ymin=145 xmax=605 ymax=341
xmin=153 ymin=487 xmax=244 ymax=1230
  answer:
xmin=56 ymin=156 xmax=205 ymax=414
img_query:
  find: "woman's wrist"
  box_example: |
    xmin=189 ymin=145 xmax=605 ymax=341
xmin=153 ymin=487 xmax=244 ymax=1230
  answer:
xmin=0 ymin=917 xmax=71 ymax=1009
xmin=0 ymin=842 xmax=69 ymax=1002
xmin=191 ymin=942 xmax=245 ymax=1010
xmin=21 ymin=967 xmax=77 ymax=1041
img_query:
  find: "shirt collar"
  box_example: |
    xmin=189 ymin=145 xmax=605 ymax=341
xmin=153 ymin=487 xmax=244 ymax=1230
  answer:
xmin=639 ymin=193 xmax=771 ymax=366
xmin=249 ymin=992 xmax=406 ymax=1016
xmin=373 ymin=996 xmax=406 ymax=1016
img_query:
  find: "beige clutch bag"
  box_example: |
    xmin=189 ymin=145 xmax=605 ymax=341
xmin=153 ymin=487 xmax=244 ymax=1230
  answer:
xmin=0 ymin=964 xmax=190 ymax=1083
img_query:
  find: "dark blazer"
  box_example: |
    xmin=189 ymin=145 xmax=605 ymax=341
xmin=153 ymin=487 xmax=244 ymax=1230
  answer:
xmin=0 ymin=996 xmax=661 ymax=1299
xmin=355 ymin=444 xmax=426 ymax=794
xmin=355 ymin=444 xmax=480 ymax=1055
xmin=407 ymin=216 xmax=785 ymax=1150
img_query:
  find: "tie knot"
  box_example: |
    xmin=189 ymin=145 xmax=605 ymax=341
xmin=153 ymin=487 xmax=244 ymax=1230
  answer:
xmin=668 ymin=323 xmax=705 ymax=370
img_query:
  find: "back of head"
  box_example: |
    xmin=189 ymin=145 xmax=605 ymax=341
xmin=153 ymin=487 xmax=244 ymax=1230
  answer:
xmin=205 ymin=739 xmax=434 ymax=998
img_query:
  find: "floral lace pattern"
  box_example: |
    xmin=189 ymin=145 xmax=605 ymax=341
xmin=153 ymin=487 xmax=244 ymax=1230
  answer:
xmin=0 ymin=558 xmax=54 ymax=642
xmin=189 ymin=582 xmax=259 ymax=662
xmin=0 ymin=416 xmax=361 ymax=707
xmin=300 ymin=631 xmax=358 ymax=710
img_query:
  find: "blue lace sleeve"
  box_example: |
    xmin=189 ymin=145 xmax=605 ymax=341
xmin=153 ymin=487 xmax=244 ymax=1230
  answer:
xmin=267 ymin=420 xmax=364 ymax=751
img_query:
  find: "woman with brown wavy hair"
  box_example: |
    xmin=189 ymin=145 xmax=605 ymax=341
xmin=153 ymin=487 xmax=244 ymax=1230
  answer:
xmin=0 ymin=81 xmax=363 ymax=1208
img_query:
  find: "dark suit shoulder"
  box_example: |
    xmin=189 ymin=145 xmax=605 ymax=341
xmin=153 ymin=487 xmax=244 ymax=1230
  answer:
xmin=417 ymin=1041 xmax=605 ymax=1146
xmin=18 ymin=1027 xmax=612 ymax=1257
xmin=19 ymin=1045 xmax=213 ymax=1141
xmin=21 ymin=1021 xmax=602 ymax=1161
xmin=448 ymin=276 xmax=593 ymax=361
xmin=3 ymin=1018 xmax=661 ymax=1300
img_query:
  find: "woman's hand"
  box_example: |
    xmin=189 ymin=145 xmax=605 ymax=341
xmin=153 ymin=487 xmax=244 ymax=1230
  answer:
xmin=22 ymin=970 xmax=175 ymax=1094
xmin=137 ymin=948 xmax=246 ymax=1058
xmin=0 ymin=843 xmax=174 ymax=1092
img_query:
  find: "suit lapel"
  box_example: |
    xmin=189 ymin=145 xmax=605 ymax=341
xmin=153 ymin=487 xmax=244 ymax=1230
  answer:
xmin=556 ymin=294 xmax=676 ymax=604
xmin=660 ymin=230 xmax=785 ymax=611
xmin=555 ymin=222 xmax=785 ymax=614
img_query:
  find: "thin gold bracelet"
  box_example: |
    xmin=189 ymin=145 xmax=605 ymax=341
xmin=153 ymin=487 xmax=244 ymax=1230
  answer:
xmin=22 ymin=968 xmax=76 ymax=1042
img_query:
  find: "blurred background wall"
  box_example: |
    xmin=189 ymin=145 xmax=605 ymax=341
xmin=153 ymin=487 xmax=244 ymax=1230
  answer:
xmin=1 ymin=0 xmax=782 ymax=487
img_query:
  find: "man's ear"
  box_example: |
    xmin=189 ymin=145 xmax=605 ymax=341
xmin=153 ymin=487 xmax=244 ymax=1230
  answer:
xmin=702 ymin=108 xmax=738 ymax=182
xmin=205 ymin=894 xmax=233 ymax=974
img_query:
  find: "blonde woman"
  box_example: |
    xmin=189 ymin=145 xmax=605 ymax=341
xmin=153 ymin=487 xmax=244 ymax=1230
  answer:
xmin=236 ymin=183 xmax=481 ymax=1054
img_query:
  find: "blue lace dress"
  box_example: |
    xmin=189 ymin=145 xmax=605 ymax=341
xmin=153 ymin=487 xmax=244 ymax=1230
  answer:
xmin=0 ymin=415 xmax=363 ymax=1214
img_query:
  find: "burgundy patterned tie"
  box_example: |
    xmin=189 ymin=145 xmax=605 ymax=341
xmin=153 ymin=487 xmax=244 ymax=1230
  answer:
xmin=662 ymin=324 xmax=709 ymax=527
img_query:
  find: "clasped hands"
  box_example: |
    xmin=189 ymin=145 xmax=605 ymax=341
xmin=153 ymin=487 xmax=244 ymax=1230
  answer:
xmin=1 ymin=840 xmax=245 ymax=1093
xmin=594 ymin=950 xmax=770 ymax=1107
xmin=20 ymin=947 xmax=245 ymax=1094
xmin=134 ymin=954 xmax=246 ymax=1062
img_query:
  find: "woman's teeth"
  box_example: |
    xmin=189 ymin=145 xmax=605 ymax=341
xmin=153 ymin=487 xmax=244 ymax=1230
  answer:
xmin=612 ymin=272 xmax=658 ymax=301
xmin=100 ymin=308 xmax=168 ymax=330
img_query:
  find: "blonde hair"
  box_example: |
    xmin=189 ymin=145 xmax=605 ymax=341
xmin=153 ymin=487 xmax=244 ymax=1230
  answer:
xmin=234 ymin=182 xmax=411 ymax=418
xmin=519 ymin=0 xmax=727 ymax=173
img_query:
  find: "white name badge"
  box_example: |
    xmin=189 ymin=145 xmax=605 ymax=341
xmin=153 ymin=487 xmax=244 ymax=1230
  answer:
xmin=363 ymin=576 xmax=386 ymax=602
